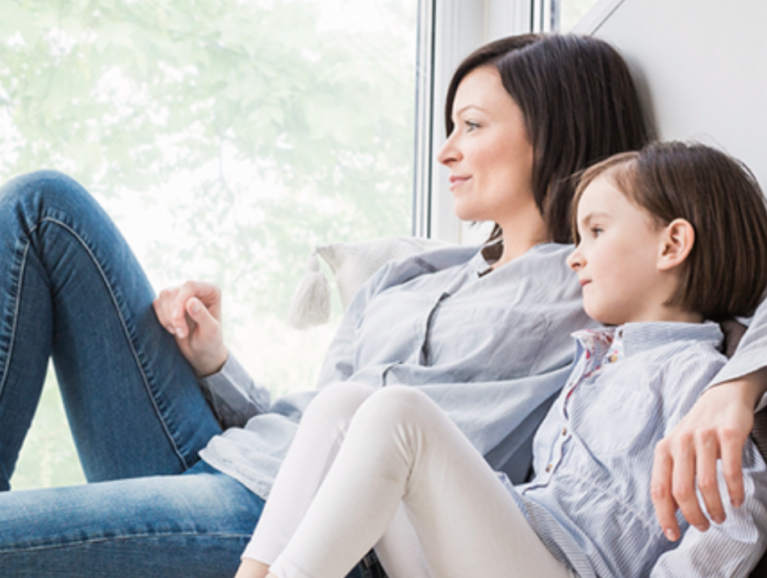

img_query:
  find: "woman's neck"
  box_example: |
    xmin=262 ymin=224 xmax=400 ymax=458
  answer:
xmin=492 ymin=212 xmax=549 ymax=269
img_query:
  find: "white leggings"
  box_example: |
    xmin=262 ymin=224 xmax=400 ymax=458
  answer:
xmin=246 ymin=383 xmax=574 ymax=578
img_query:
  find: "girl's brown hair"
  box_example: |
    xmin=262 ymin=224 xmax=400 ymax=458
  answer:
xmin=445 ymin=34 xmax=650 ymax=244
xmin=573 ymin=142 xmax=767 ymax=320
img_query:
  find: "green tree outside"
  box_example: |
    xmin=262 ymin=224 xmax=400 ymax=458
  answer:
xmin=1 ymin=0 xmax=417 ymax=489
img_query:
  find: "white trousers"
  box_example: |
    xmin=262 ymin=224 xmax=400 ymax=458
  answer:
xmin=246 ymin=383 xmax=574 ymax=578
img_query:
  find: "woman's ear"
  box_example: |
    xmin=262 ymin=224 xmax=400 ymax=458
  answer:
xmin=658 ymin=218 xmax=695 ymax=271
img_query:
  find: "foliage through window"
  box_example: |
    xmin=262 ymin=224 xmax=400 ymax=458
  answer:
xmin=0 ymin=0 xmax=417 ymax=488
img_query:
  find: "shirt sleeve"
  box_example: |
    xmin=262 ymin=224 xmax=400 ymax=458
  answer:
xmin=650 ymin=443 xmax=767 ymax=577
xmin=197 ymin=354 xmax=271 ymax=428
xmin=711 ymin=298 xmax=767 ymax=411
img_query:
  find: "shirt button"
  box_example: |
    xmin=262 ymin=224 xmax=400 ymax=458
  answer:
xmin=618 ymin=329 xmax=624 ymax=338
xmin=545 ymin=464 xmax=553 ymax=473
xmin=561 ymin=427 xmax=568 ymax=436
xmin=608 ymin=354 xmax=618 ymax=363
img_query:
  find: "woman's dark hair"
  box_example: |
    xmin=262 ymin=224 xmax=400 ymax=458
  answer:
xmin=445 ymin=34 xmax=650 ymax=243
xmin=573 ymin=142 xmax=767 ymax=320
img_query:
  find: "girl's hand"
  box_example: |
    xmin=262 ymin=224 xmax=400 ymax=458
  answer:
xmin=233 ymin=558 xmax=271 ymax=578
xmin=153 ymin=281 xmax=229 ymax=377
xmin=650 ymin=371 xmax=767 ymax=541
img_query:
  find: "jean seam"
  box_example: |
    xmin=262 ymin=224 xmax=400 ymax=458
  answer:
xmin=1 ymin=531 xmax=251 ymax=554
xmin=0 ymin=241 xmax=30 ymax=408
xmin=27 ymin=216 xmax=188 ymax=470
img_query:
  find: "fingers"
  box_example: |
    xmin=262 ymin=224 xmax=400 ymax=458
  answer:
xmin=694 ymin=431 xmax=725 ymax=525
xmin=651 ymin=440 xmax=681 ymax=541
xmin=153 ymin=287 xmax=183 ymax=335
xmin=153 ymin=281 xmax=222 ymax=338
xmin=185 ymin=296 xmax=216 ymax=337
xmin=183 ymin=296 xmax=228 ymax=376
xmin=669 ymin=433 xmax=710 ymax=533
xmin=720 ymin=428 xmax=746 ymax=509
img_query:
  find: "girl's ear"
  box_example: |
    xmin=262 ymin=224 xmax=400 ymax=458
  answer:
xmin=658 ymin=218 xmax=695 ymax=271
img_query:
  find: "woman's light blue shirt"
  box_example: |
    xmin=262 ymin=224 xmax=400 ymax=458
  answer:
xmin=197 ymin=243 xmax=592 ymax=499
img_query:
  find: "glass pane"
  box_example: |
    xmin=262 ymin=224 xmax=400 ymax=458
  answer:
xmin=557 ymin=0 xmax=602 ymax=31
xmin=2 ymin=0 xmax=417 ymax=488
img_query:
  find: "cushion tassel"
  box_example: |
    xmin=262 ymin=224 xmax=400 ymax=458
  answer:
xmin=287 ymin=252 xmax=331 ymax=329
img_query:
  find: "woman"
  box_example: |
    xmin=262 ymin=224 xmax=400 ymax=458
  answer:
xmin=0 ymin=34 xmax=647 ymax=577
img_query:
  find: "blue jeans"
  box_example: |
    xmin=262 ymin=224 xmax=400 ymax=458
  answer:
xmin=0 ymin=171 xmax=263 ymax=576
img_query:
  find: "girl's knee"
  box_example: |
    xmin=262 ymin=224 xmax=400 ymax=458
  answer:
xmin=306 ymin=382 xmax=376 ymax=425
xmin=361 ymin=386 xmax=436 ymax=428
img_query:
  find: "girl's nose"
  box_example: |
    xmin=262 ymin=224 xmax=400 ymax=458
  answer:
xmin=567 ymin=247 xmax=584 ymax=271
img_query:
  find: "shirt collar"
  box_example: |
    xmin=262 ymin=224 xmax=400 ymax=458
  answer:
xmin=573 ymin=321 xmax=723 ymax=366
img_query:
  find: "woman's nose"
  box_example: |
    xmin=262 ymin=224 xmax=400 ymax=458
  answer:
xmin=437 ymin=132 xmax=460 ymax=166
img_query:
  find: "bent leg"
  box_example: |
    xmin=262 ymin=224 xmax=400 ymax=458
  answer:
xmin=247 ymin=383 xmax=376 ymax=564
xmin=270 ymin=386 xmax=573 ymax=578
xmin=246 ymin=383 xmax=425 ymax=578
xmin=0 ymin=464 xmax=264 ymax=578
xmin=0 ymin=170 xmax=221 ymax=488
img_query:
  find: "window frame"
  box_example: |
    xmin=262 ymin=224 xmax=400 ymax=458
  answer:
xmin=413 ymin=0 xmax=534 ymax=244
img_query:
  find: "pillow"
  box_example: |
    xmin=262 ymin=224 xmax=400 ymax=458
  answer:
xmin=287 ymin=236 xmax=453 ymax=329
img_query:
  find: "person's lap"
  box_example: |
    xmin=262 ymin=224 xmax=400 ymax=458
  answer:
xmin=0 ymin=461 xmax=265 ymax=578
xmin=0 ymin=171 xmax=381 ymax=578
xmin=0 ymin=171 xmax=260 ymax=576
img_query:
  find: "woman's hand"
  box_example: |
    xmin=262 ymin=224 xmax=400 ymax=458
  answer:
xmin=153 ymin=281 xmax=229 ymax=377
xmin=650 ymin=370 xmax=767 ymax=541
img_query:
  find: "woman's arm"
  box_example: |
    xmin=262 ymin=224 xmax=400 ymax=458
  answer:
xmin=650 ymin=437 xmax=767 ymax=577
xmin=651 ymin=369 xmax=767 ymax=541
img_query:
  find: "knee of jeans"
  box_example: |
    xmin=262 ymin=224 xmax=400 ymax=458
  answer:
xmin=306 ymin=382 xmax=376 ymax=426
xmin=0 ymin=170 xmax=94 ymax=220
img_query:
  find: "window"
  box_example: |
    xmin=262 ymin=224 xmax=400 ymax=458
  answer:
xmin=2 ymin=0 xmax=417 ymax=488
xmin=5 ymin=0 xmax=545 ymax=489
xmin=535 ymin=0 xmax=604 ymax=32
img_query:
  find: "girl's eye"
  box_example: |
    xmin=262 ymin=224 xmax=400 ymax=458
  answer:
xmin=591 ymin=226 xmax=603 ymax=237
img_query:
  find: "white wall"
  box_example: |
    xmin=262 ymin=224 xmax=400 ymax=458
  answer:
xmin=578 ymin=0 xmax=767 ymax=189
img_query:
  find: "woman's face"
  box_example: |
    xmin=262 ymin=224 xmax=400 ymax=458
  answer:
xmin=438 ymin=66 xmax=535 ymax=225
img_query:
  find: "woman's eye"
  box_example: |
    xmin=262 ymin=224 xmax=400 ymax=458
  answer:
xmin=591 ymin=226 xmax=603 ymax=237
xmin=465 ymin=121 xmax=480 ymax=131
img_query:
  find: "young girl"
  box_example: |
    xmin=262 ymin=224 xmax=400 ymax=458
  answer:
xmin=235 ymin=142 xmax=767 ymax=578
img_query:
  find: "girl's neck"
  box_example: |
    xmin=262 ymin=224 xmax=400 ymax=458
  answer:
xmin=621 ymin=305 xmax=704 ymax=325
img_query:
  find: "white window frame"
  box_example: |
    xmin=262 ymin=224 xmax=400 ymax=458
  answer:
xmin=413 ymin=0 xmax=534 ymax=244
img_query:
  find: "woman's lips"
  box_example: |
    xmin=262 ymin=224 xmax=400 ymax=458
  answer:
xmin=579 ymin=279 xmax=591 ymax=288
xmin=449 ymin=175 xmax=471 ymax=190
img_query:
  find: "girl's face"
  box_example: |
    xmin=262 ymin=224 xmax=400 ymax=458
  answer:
xmin=567 ymin=175 xmax=669 ymax=325
xmin=438 ymin=66 xmax=535 ymax=225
